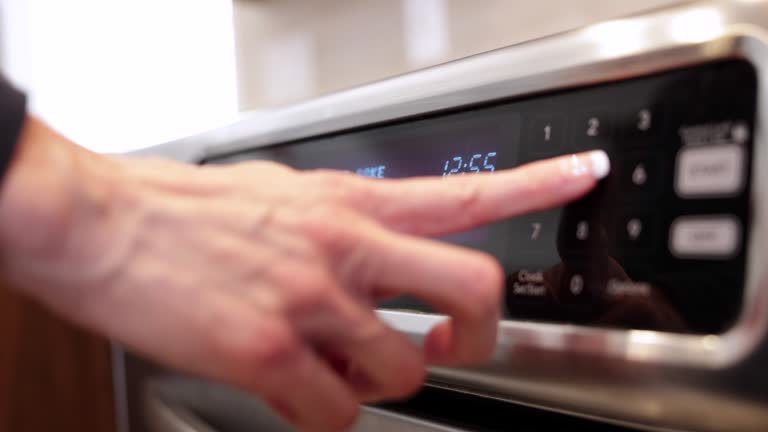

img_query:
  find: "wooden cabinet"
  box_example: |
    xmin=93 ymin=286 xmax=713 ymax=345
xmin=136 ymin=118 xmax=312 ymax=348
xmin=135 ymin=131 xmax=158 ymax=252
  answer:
xmin=0 ymin=286 xmax=116 ymax=432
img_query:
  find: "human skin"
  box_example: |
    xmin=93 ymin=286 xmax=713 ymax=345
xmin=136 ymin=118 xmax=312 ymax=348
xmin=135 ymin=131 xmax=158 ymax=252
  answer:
xmin=0 ymin=116 xmax=609 ymax=431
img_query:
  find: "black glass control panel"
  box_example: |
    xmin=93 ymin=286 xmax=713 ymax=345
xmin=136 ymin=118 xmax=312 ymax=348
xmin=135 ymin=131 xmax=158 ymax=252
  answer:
xmin=206 ymin=60 xmax=757 ymax=334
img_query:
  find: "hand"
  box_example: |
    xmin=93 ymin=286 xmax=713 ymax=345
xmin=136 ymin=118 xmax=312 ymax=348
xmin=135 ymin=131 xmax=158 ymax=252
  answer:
xmin=0 ymin=117 xmax=609 ymax=431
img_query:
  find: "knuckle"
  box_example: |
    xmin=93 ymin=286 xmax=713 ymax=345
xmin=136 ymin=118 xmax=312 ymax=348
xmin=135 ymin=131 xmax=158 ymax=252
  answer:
xmin=454 ymin=181 xmax=484 ymax=216
xmin=297 ymin=208 xmax=376 ymax=282
xmin=284 ymin=280 xmax=332 ymax=315
xmin=212 ymin=319 xmax=300 ymax=382
xmin=309 ymin=170 xmax=369 ymax=202
xmin=311 ymin=169 xmax=352 ymax=188
xmin=251 ymin=330 xmax=301 ymax=369
xmin=299 ymin=206 xmax=359 ymax=249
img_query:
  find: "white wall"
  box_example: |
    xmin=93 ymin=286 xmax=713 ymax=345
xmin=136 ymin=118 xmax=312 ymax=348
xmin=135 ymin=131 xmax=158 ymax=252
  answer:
xmin=0 ymin=0 xmax=238 ymax=153
xmin=233 ymin=0 xmax=686 ymax=111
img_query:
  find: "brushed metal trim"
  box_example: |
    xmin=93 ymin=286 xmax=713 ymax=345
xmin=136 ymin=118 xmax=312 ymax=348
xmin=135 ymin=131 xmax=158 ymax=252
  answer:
xmin=143 ymin=378 xmax=472 ymax=432
xmin=123 ymin=1 xmax=768 ymax=431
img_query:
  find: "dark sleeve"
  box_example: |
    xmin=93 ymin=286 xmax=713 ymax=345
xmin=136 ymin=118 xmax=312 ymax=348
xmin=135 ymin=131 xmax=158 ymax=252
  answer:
xmin=0 ymin=75 xmax=26 ymax=181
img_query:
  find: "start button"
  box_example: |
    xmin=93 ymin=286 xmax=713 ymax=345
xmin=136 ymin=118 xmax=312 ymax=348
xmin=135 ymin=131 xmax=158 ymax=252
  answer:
xmin=675 ymin=144 xmax=745 ymax=198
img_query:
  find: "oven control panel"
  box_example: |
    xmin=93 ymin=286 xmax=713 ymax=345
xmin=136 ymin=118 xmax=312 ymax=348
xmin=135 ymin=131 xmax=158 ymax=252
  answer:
xmin=207 ymin=60 xmax=756 ymax=334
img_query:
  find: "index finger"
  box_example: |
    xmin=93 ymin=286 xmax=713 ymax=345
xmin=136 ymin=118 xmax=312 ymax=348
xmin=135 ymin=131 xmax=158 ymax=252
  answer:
xmin=353 ymin=150 xmax=610 ymax=236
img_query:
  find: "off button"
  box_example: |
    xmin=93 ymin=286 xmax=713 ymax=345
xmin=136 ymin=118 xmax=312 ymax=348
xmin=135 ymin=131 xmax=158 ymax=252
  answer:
xmin=670 ymin=216 xmax=741 ymax=259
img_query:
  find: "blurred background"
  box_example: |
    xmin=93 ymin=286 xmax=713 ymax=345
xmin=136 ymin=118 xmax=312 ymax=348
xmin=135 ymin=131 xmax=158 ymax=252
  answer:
xmin=0 ymin=0 xmax=680 ymax=153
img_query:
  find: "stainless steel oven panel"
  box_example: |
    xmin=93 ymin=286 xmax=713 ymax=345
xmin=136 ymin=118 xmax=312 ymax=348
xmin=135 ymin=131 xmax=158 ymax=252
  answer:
xmin=122 ymin=1 xmax=768 ymax=431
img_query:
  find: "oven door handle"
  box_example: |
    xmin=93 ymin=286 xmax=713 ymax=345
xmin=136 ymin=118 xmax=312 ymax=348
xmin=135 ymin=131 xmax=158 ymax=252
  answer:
xmin=143 ymin=378 xmax=295 ymax=432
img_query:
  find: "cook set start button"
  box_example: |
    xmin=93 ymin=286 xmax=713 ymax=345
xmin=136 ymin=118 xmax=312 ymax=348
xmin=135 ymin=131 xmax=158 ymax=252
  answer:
xmin=669 ymin=216 xmax=741 ymax=259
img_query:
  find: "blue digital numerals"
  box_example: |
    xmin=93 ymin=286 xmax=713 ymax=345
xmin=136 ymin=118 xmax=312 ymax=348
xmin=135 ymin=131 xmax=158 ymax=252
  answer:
xmin=442 ymin=152 xmax=497 ymax=176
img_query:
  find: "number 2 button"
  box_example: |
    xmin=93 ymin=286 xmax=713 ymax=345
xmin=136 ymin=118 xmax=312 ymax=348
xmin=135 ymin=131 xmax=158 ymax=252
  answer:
xmin=572 ymin=110 xmax=613 ymax=151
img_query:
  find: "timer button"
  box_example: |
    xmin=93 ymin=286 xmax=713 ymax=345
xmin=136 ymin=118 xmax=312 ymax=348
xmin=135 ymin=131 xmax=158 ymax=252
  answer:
xmin=669 ymin=216 xmax=741 ymax=259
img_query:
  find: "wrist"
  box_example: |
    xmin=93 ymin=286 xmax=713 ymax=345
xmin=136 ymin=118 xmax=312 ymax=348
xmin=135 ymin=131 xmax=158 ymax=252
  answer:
xmin=0 ymin=116 xmax=121 ymax=300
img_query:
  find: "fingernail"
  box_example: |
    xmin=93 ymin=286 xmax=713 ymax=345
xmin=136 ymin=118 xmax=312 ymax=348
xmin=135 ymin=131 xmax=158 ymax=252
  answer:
xmin=589 ymin=150 xmax=611 ymax=179
xmin=561 ymin=150 xmax=610 ymax=180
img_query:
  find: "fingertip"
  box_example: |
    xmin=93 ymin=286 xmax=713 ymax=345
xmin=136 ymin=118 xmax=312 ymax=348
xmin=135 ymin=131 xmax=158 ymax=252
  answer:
xmin=588 ymin=150 xmax=611 ymax=180
xmin=558 ymin=150 xmax=611 ymax=181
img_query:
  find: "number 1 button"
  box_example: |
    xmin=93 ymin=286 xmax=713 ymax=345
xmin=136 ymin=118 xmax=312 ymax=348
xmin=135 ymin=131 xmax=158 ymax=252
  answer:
xmin=528 ymin=115 xmax=565 ymax=156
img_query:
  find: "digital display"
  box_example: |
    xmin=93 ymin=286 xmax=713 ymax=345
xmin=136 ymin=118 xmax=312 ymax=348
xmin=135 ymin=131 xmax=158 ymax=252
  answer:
xmin=259 ymin=108 xmax=518 ymax=182
xmin=207 ymin=60 xmax=757 ymax=334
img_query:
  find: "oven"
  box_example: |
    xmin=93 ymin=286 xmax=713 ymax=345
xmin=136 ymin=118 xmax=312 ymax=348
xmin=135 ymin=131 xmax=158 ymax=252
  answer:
xmin=116 ymin=1 xmax=768 ymax=431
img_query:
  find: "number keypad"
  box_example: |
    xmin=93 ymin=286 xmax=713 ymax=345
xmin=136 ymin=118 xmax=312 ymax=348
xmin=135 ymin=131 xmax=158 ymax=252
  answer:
xmin=503 ymin=60 xmax=754 ymax=334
